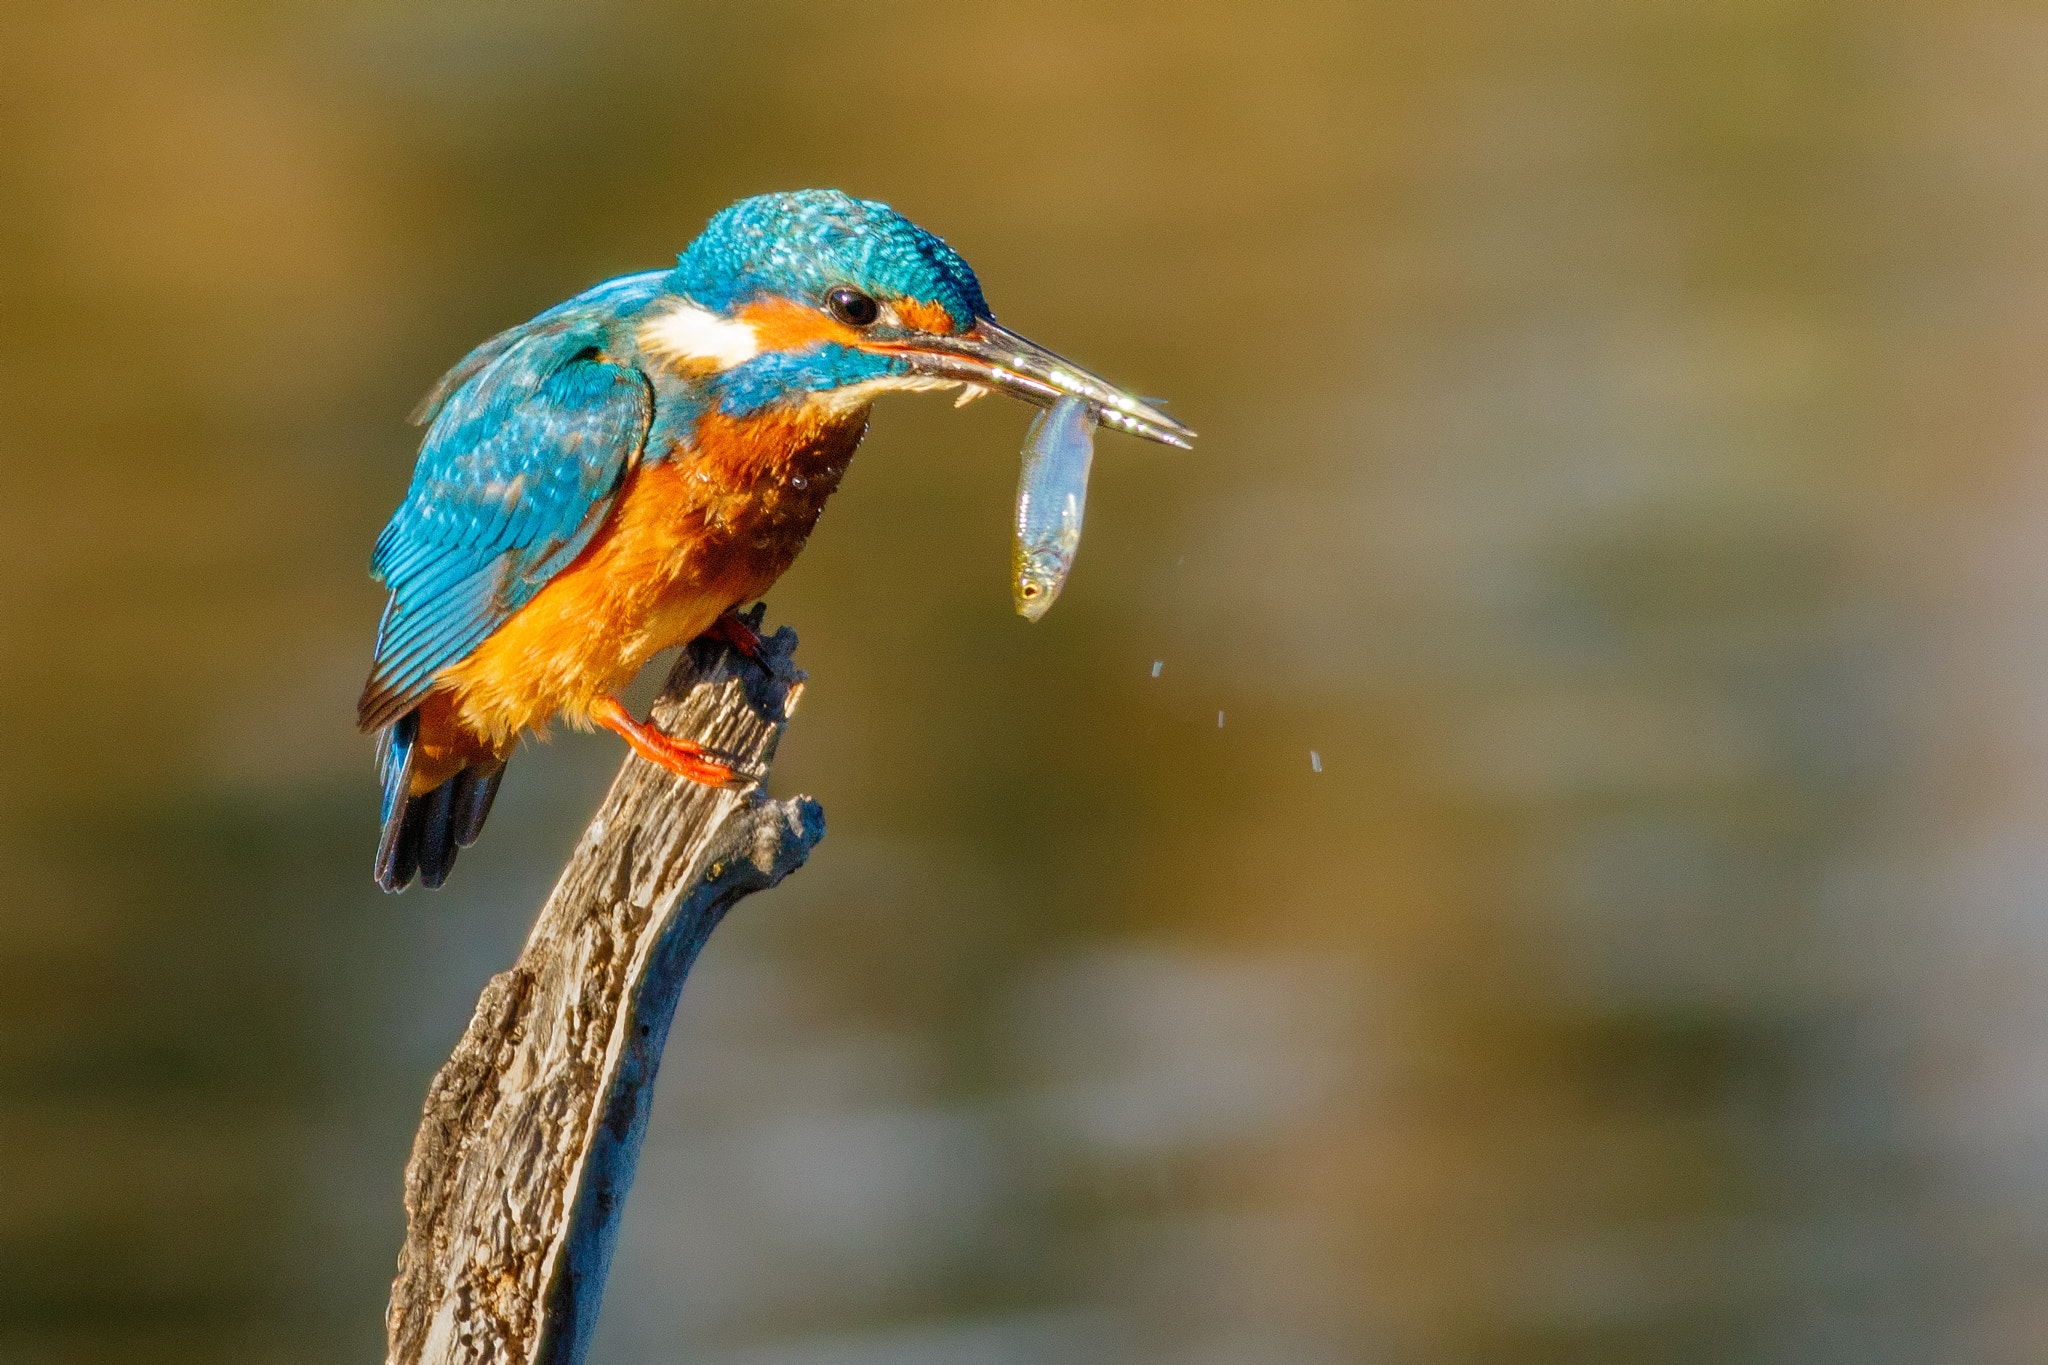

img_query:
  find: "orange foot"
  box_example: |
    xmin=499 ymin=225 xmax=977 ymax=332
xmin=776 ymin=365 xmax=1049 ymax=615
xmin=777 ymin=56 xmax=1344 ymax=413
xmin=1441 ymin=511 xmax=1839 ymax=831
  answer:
xmin=590 ymin=695 xmax=748 ymax=788
xmin=702 ymin=607 xmax=766 ymax=662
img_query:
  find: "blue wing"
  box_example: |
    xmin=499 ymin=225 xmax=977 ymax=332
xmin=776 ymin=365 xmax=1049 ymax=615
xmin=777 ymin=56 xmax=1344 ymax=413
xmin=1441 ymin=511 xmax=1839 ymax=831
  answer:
xmin=407 ymin=271 xmax=669 ymax=427
xmin=358 ymin=311 xmax=655 ymax=731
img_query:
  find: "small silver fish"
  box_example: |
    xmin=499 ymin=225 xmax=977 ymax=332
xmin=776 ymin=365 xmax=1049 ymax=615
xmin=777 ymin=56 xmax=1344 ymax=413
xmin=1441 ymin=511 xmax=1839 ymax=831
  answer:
xmin=1013 ymin=395 xmax=1096 ymax=620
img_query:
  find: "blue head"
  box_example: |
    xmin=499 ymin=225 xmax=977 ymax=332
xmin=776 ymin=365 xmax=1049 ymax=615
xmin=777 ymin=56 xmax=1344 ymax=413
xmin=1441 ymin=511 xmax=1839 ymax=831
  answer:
xmin=639 ymin=190 xmax=1192 ymax=446
xmin=673 ymin=190 xmax=990 ymax=327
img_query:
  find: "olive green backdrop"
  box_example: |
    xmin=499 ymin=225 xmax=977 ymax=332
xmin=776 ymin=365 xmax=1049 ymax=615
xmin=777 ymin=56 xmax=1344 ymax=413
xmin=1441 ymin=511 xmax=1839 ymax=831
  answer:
xmin=5 ymin=2 xmax=2048 ymax=1362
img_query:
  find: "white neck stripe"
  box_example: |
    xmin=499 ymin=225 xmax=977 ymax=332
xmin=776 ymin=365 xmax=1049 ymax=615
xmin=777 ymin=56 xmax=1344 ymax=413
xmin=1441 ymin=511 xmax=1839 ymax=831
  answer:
xmin=638 ymin=300 xmax=760 ymax=369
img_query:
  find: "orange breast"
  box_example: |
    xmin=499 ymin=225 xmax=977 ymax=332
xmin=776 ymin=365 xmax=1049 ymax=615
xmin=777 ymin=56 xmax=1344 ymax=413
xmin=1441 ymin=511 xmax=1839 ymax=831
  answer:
xmin=419 ymin=405 xmax=867 ymax=770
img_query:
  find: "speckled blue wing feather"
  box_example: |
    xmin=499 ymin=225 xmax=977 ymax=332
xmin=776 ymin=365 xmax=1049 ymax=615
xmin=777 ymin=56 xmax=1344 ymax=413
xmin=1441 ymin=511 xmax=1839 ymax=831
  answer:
xmin=407 ymin=271 xmax=669 ymax=427
xmin=358 ymin=314 xmax=654 ymax=731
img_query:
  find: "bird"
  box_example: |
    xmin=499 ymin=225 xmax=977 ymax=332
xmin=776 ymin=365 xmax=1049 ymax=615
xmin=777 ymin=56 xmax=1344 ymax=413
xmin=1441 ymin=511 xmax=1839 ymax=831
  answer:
xmin=359 ymin=189 xmax=1193 ymax=892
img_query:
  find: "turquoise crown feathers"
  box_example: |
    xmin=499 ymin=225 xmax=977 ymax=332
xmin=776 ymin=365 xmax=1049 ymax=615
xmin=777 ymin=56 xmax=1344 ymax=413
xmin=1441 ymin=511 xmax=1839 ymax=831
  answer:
xmin=669 ymin=190 xmax=992 ymax=326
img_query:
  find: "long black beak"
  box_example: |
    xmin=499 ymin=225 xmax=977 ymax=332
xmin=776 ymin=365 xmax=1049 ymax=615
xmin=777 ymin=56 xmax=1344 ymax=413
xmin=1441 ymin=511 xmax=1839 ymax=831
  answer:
xmin=878 ymin=318 xmax=1195 ymax=449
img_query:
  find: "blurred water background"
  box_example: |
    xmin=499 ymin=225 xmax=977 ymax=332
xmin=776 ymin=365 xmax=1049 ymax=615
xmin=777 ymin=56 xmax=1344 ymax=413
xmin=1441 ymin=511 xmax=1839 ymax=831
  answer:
xmin=8 ymin=1 xmax=2048 ymax=1361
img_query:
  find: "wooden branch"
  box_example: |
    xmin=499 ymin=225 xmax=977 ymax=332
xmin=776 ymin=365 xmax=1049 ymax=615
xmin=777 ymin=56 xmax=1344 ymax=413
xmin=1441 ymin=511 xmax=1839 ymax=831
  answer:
xmin=385 ymin=614 xmax=824 ymax=1365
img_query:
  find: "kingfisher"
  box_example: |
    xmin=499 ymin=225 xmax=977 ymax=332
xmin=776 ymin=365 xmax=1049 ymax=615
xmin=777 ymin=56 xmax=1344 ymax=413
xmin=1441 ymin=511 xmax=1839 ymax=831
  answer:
xmin=359 ymin=190 xmax=1192 ymax=891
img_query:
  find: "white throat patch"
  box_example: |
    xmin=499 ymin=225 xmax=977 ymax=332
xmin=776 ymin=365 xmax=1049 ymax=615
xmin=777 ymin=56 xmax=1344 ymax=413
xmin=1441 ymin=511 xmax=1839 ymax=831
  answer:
xmin=638 ymin=300 xmax=760 ymax=369
xmin=808 ymin=374 xmax=962 ymax=416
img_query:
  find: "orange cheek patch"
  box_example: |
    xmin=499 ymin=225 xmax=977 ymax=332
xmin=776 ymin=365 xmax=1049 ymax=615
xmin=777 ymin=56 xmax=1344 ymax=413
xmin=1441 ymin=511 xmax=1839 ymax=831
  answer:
xmin=738 ymin=296 xmax=862 ymax=353
xmin=892 ymin=297 xmax=960 ymax=334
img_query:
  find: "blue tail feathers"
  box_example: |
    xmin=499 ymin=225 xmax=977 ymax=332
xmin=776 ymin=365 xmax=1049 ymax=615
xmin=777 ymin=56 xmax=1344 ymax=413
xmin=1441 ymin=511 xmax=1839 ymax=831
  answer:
xmin=373 ymin=709 xmax=506 ymax=892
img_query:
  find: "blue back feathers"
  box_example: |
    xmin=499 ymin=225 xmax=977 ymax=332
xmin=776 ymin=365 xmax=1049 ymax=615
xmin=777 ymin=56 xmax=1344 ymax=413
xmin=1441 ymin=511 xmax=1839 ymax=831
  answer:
xmin=360 ymin=292 xmax=655 ymax=729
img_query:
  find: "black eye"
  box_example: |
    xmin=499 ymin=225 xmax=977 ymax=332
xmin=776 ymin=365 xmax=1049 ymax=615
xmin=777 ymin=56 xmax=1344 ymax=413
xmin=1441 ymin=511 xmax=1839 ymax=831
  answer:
xmin=826 ymin=286 xmax=880 ymax=327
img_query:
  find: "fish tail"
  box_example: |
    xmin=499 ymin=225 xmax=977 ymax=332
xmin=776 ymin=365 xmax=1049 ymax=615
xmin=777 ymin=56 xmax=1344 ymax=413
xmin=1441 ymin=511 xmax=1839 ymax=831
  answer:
xmin=373 ymin=709 xmax=508 ymax=893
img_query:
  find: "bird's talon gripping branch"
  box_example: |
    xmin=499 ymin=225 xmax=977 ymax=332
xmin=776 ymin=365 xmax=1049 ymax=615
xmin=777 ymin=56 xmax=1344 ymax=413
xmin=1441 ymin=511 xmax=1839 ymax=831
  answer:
xmin=703 ymin=608 xmax=768 ymax=663
xmin=590 ymin=695 xmax=749 ymax=788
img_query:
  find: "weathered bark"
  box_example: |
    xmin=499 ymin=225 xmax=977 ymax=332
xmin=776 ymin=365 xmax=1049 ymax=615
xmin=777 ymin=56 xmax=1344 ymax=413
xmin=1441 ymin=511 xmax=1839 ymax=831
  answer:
xmin=385 ymin=615 xmax=824 ymax=1365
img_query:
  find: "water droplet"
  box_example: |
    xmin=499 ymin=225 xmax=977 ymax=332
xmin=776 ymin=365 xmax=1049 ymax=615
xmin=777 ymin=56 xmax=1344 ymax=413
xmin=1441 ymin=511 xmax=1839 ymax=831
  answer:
xmin=1151 ymin=661 xmax=1163 ymax=678
xmin=791 ymin=475 xmax=807 ymax=489
xmin=1310 ymin=751 xmax=1322 ymax=773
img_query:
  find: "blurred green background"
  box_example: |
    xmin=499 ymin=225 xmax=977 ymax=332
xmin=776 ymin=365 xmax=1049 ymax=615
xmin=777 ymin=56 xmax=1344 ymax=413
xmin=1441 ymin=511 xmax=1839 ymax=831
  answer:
xmin=6 ymin=0 xmax=2048 ymax=1361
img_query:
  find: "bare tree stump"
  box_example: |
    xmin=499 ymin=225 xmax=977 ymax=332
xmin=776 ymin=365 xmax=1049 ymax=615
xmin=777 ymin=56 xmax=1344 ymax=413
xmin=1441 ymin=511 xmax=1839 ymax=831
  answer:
xmin=385 ymin=613 xmax=824 ymax=1365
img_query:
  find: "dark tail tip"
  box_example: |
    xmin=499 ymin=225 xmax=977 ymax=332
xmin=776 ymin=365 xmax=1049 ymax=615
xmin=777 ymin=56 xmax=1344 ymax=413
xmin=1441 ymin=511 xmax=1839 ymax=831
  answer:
xmin=379 ymin=794 xmax=426 ymax=892
xmin=414 ymin=778 xmax=460 ymax=889
xmin=373 ymin=712 xmax=420 ymax=893
xmin=451 ymin=759 xmax=506 ymax=848
xmin=372 ymin=712 xmax=510 ymax=893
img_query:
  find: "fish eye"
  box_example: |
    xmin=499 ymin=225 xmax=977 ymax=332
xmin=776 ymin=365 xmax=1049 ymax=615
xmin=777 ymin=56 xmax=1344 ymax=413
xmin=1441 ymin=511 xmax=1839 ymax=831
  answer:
xmin=826 ymin=287 xmax=880 ymax=328
xmin=1020 ymin=582 xmax=1041 ymax=598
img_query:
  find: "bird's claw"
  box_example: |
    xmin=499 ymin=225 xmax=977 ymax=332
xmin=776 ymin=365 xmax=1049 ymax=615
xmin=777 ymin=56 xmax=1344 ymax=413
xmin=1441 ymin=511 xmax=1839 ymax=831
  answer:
xmin=703 ymin=608 xmax=768 ymax=664
xmin=591 ymin=695 xmax=757 ymax=789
